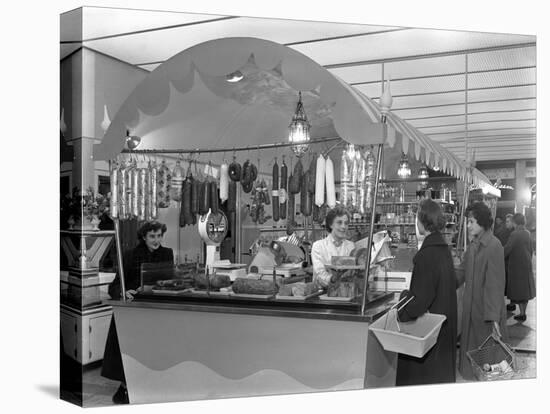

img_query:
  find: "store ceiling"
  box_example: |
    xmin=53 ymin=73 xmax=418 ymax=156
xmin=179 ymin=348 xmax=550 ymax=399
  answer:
xmin=61 ymin=6 xmax=537 ymax=163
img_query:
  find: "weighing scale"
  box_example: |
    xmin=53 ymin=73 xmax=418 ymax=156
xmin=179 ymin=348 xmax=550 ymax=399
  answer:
xmin=197 ymin=210 xmax=228 ymax=273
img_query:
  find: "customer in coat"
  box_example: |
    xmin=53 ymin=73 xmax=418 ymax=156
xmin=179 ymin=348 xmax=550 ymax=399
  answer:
xmin=102 ymin=221 xmax=174 ymax=404
xmin=396 ymin=199 xmax=457 ymax=386
xmin=504 ymin=213 xmax=535 ymax=322
xmin=456 ymin=202 xmax=508 ymax=381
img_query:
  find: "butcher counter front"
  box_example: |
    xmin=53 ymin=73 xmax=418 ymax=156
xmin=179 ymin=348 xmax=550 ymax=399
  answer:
xmin=107 ymin=291 xmax=397 ymax=404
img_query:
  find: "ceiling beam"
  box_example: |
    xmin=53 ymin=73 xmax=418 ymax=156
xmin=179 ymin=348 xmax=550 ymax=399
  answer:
xmin=366 ymin=83 xmax=536 ymax=99
xmin=323 ymin=42 xmax=535 ymax=69
xmin=414 ymin=118 xmax=536 ymax=129
xmin=427 ymin=126 xmax=536 ymax=136
xmin=349 ymin=65 xmax=535 ymax=86
xmin=404 ymin=108 xmax=535 ymax=121
xmin=390 ymin=97 xmax=535 ymax=112
xmin=61 ymin=15 xmax=239 ymax=43
xmin=285 ymin=28 xmax=410 ymax=46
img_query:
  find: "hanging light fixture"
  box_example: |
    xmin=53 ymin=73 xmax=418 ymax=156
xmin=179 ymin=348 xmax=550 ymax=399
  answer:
xmin=125 ymin=130 xmax=141 ymax=150
xmin=418 ymin=164 xmax=429 ymax=180
xmin=225 ymin=70 xmax=244 ymax=83
xmin=288 ymin=91 xmax=311 ymax=158
xmin=397 ymin=152 xmax=411 ymax=179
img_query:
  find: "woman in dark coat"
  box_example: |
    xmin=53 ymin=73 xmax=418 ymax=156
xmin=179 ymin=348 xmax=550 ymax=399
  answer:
xmin=504 ymin=213 xmax=535 ymax=322
xmin=396 ymin=199 xmax=457 ymax=386
xmin=102 ymin=221 xmax=174 ymax=404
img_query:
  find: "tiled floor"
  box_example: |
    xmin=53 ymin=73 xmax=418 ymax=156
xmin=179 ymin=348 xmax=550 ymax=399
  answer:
xmin=73 ymin=298 xmax=537 ymax=407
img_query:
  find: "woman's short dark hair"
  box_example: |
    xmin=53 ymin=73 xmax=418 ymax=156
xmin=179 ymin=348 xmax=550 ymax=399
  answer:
xmin=417 ymin=199 xmax=446 ymax=232
xmin=137 ymin=221 xmax=167 ymax=240
xmin=466 ymin=202 xmax=493 ymax=230
xmin=512 ymin=213 xmax=526 ymax=226
xmin=325 ymin=206 xmax=350 ymax=232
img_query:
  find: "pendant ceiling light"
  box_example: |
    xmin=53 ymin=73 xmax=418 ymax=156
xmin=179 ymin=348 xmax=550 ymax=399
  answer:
xmin=288 ymin=91 xmax=311 ymax=158
xmin=418 ymin=164 xmax=429 ymax=180
xmin=397 ymin=152 xmax=411 ymax=179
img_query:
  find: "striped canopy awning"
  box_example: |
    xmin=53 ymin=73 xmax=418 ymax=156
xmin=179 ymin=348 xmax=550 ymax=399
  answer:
xmin=350 ymin=85 xmax=498 ymax=194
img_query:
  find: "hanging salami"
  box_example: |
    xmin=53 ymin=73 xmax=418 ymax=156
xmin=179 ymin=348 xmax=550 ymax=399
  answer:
xmin=315 ymin=154 xmax=326 ymax=207
xmin=365 ymin=147 xmax=376 ymax=212
xmin=210 ymin=180 xmax=219 ymax=215
xmin=199 ymin=180 xmax=210 ymax=216
xmin=227 ymin=180 xmax=237 ymax=213
xmin=307 ymin=155 xmax=316 ymax=194
xmin=271 ymin=158 xmax=280 ymax=221
xmin=117 ymin=160 xmax=129 ymax=220
xmin=300 ymin=172 xmax=312 ymax=217
xmin=279 ymin=158 xmax=288 ymax=220
xmin=109 ymin=161 xmax=119 ymax=219
xmin=229 ymin=157 xmax=242 ymax=182
xmin=170 ymin=160 xmax=185 ymax=202
xmin=325 ymin=156 xmax=336 ymax=208
xmin=287 ymin=192 xmax=296 ymax=228
xmin=148 ymin=161 xmax=158 ymax=220
xmin=219 ymin=161 xmax=229 ymax=203
xmin=289 ymin=158 xmax=302 ymax=194
xmin=180 ymin=176 xmax=192 ymax=227
xmin=137 ymin=166 xmax=148 ymax=221
xmin=156 ymin=159 xmax=171 ymax=208
xmin=191 ymin=160 xmax=200 ymax=215
xmin=130 ymin=160 xmax=139 ymax=218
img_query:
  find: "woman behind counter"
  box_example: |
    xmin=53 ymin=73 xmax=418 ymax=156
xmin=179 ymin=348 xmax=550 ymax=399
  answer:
xmin=457 ymin=202 xmax=508 ymax=381
xmin=397 ymin=199 xmax=457 ymax=386
xmin=103 ymin=221 xmax=174 ymax=404
xmin=311 ymin=206 xmax=355 ymax=287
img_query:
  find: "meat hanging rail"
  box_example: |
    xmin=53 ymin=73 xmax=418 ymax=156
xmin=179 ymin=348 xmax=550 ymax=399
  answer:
xmin=120 ymin=136 xmax=343 ymax=156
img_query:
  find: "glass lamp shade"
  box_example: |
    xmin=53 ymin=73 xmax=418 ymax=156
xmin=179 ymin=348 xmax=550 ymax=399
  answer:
xmin=288 ymin=92 xmax=311 ymax=157
xmin=397 ymin=153 xmax=411 ymax=179
xmin=126 ymin=131 xmax=141 ymax=150
xmin=418 ymin=165 xmax=429 ymax=180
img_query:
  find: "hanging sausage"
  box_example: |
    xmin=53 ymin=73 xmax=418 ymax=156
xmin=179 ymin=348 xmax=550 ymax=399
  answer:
xmin=365 ymin=147 xmax=377 ymax=212
xmin=279 ymin=157 xmax=288 ymax=220
xmin=325 ymin=156 xmax=336 ymax=208
xmin=199 ymin=179 xmax=210 ymax=216
xmin=156 ymin=159 xmax=172 ymax=208
xmin=109 ymin=161 xmax=119 ymax=219
xmin=340 ymin=148 xmax=351 ymax=208
xmin=170 ymin=160 xmax=185 ymax=202
xmin=180 ymin=175 xmax=192 ymax=227
xmin=350 ymin=146 xmax=360 ymax=212
xmin=219 ymin=160 xmax=229 ymax=203
xmin=227 ymin=180 xmax=237 ymax=212
xmin=307 ymin=155 xmax=316 ymax=194
xmin=229 ymin=157 xmax=241 ymax=182
xmin=315 ymin=154 xmax=326 ymax=207
xmin=287 ymin=192 xmax=296 ymax=228
xmin=191 ymin=160 xmax=200 ymax=216
xmin=130 ymin=160 xmax=139 ymax=218
xmin=209 ymin=162 xmax=219 ymax=215
xmin=272 ymin=158 xmax=279 ymax=222
xmin=147 ymin=160 xmax=158 ymax=221
xmin=137 ymin=166 xmax=148 ymax=221
xmin=358 ymin=150 xmax=367 ymax=215
xmin=118 ymin=160 xmax=129 ymax=220
xmin=289 ymin=158 xmax=302 ymax=194
xmin=300 ymin=172 xmax=312 ymax=217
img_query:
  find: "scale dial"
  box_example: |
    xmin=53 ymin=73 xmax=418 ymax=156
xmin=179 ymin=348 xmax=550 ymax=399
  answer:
xmin=198 ymin=210 xmax=228 ymax=245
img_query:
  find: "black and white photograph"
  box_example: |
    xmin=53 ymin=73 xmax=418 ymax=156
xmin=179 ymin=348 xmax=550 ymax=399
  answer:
xmin=5 ymin=1 xmax=547 ymax=413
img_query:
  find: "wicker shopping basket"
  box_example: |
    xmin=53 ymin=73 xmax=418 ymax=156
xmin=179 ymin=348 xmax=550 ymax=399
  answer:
xmin=466 ymin=334 xmax=516 ymax=381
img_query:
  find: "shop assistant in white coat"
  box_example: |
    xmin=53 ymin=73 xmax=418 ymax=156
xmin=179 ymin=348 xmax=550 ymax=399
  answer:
xmin=311 ymin=206 xmax=355 ymax=287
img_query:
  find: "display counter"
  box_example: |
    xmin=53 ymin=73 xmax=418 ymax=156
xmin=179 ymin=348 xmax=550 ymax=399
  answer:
xmin=108 ymin=291 xmax=396 ymax=404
